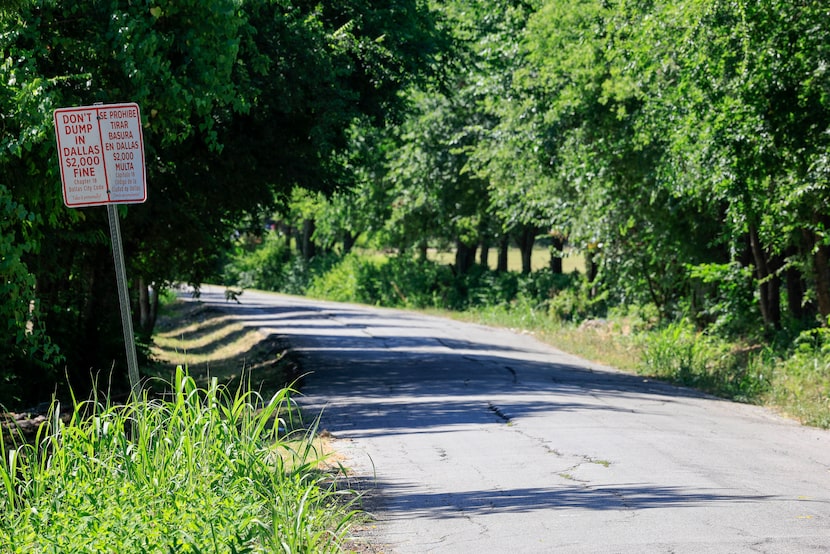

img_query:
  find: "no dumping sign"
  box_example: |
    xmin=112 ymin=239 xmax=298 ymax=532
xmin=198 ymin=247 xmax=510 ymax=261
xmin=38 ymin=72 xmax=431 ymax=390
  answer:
xmin=54 ymin=102 xmax=147 ymax=207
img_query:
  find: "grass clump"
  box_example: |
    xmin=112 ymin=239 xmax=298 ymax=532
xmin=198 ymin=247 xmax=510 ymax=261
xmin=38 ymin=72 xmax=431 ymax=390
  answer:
xmin=638 ymin=320 xmax=773 ymax=401
xmin=0 ymin=367 xmax=355 ymax=553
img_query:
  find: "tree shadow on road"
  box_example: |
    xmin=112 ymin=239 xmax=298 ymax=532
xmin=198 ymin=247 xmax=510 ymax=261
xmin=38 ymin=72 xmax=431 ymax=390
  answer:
xmin=348 ymin=477 xmax=774 ymax=518
xmin=191 ymin=289 xmax=723 ymax=440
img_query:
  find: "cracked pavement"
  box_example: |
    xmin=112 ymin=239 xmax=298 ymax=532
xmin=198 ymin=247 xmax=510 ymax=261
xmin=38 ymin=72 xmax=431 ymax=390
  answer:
xmin=195 ymin=286 xmax=830 ymax=553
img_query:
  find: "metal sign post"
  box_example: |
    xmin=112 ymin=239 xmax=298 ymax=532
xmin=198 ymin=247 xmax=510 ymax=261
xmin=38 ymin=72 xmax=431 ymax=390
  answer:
xmin=54 ymin=102 xmax=147 ymax=400
xmin=107 ymin=204 xmax=142 ymax=401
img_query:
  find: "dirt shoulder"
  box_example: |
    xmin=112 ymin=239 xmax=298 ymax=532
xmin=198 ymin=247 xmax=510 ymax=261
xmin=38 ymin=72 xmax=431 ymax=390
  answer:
xmin=149 ymin=299 xmax=303 ymax=392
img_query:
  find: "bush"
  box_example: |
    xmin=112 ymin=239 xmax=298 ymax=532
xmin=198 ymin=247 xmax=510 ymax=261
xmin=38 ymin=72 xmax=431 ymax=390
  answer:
xmin=686 ymin=262 xmax=760 ymax=337
xmin=307 ymin=253 xmax=372 ymax=303
xmin=223 ymin=232 xmax=291 ymax=291
xmin=639 ymin=320 xmax=772 ymax=401
xmin=223 ymin=233 xmax=346 ymax=296
xmin=547 ymin=274 xmax=605 ymax=323
xmin=0 ymin=184 xmax=63 ymax=408
xmin=462 ymin=266 xmax=518 ymax=308
xmin=280 ymin=255 xmax=315 ymax=295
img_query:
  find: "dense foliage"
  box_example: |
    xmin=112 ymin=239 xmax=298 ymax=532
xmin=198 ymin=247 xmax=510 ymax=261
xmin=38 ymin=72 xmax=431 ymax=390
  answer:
xmin=297 ymin=0 xmax=830 ymax=339
xmin=0 ymin=0 xmax=444 ymax=407
xmin=222 ymin=0 xmax=830 ymax=424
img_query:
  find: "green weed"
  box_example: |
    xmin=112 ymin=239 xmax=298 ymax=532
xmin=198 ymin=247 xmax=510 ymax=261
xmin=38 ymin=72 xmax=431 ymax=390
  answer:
xmin=766 ymin=328 xmax=830 ymax=427
xmin=639 ymin=321 xmax=773 ymax=401
xmin=0 ymin=367 xmax=355 ymax=553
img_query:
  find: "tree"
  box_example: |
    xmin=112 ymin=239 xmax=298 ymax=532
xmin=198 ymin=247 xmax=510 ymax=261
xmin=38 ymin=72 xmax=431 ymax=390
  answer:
xmin=515 ymin=0 xmax=830 ymax=330
xmin=377 ymin=0 xmax=543 ymax=274
xmin=517 ymin=0 xmax=708 ymax=314
xmin=626 ymin=0 xmax=830 ymax=328
xmin=380 ymin=85 xmax=491 ymax=272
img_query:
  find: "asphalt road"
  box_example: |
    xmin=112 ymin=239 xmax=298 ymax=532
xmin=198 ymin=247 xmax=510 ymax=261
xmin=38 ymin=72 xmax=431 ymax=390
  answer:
xmin=195 ymin=286 xmax=829 ymax=553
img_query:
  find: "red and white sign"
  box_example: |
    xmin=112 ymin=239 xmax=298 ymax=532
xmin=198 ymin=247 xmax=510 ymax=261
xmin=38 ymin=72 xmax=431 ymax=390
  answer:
xmin=54 ymin=102 xmax=147 ymax=207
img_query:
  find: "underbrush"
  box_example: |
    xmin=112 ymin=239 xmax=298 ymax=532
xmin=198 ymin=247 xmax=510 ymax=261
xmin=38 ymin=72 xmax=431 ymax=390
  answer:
xmin=0 ymin=367 xmax=355 ymax=553
xmin=638 ymin=320 xmax=774 ymax=402
xmin=767 ymin=328 xmax=830 ymax=428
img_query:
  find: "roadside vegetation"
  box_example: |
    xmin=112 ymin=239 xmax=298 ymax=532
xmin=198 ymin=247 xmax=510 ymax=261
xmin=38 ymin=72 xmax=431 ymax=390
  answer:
xmin=0 ymin=367 xmax=356 ymax=553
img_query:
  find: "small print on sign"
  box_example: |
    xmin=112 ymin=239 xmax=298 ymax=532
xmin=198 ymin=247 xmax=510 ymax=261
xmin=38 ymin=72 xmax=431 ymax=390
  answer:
xmin=54 ymin=103 xmax=147 ymax=208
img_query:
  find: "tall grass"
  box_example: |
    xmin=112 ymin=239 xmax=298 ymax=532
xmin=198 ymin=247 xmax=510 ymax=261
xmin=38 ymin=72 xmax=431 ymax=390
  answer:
xmin=767 ymin=328 xmax=830 ymax=428
xmin=0 ymin=367 xmax=355 ymax=553
xmin=639 ymin=320 xmax=773 ymax=401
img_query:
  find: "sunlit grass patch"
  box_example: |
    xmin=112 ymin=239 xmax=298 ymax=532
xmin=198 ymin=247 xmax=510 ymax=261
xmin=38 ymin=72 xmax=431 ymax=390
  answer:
xmin=768 ymin=339 xmax=830 ymax=428
xmin=427 ymin=245 xmax=585 ymax=273
xmin=442 ymin=302 xmax=643 ymax=372
xmin=153 ymin=322 xmax=265 ymax=367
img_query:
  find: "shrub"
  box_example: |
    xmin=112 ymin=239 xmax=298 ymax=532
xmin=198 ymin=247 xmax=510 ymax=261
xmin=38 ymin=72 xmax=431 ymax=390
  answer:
xmin=0 ymin=184 xmax=63 ymax=408
xmin=547 ymin=273 xmax=605 ymax=323
xmin=639 ymin=320 xmax=772 ymax=401
xmin=223 ymin=232 xmax=291 ymax=291
xmin=307 ymin=253 xmax=372 ymax=303
xmin=686 ymin=262 xmax=760 ymax=337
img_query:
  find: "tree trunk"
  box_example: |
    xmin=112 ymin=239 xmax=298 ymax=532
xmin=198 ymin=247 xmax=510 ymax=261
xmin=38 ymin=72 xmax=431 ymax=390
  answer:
xmin=497 ymin=235 xmax=509 ymax=272
xmin=813 ymin=240 xmax=830 ymax=325
xmin=416 ymin=238 xmax=428 ymax=262
xmin=479 ymin=241 xmax=490 ymax=269
xmin=769 ymin=255 xmax=782 ymax=328
xmin=301 ymin=219 xmax=316 ymax=260
xmin=343 ymin=231 xmax=356 ymax=254
xmin=138 ymin=277 xmax=150 ymax=337
xmin=455 ymin=240 xmax=477 ymax=275
xmin=516 ymin=226 xmax=537 ymax=274
xmin=586 ymin=250 xmax=598 ymax=283
xmin=549 ymin=235 xmax=564 ymax=274
xmin=292 ymin=226 xmax=302 ymax=253
xmin=786 ymin=261 xmax=806 ymax=321
xmin=749 ymin=225 xmax=780 ymax=329
xmin=137 ymin=277 xmax=159 ymax=340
